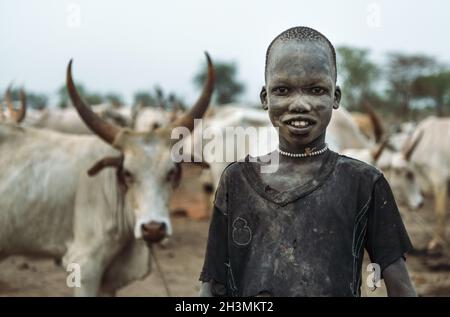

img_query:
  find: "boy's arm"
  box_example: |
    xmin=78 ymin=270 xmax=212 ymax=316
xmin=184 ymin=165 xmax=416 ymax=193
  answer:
xmin=383 ymin=258 xmax=417 ymax=297
xmin=365 ymin=175 xmax=416 ymax=297
xmin=199 ymin=282 xmax=213 ymax=297
xmin=199 ymin=280 xmax=227 ymax=297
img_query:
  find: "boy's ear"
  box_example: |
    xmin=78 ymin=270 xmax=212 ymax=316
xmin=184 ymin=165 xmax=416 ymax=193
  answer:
xmin=260 ymin=86 xmax=268 ymax=110
xmin=333 ymin=86 xmax=341 ymax=110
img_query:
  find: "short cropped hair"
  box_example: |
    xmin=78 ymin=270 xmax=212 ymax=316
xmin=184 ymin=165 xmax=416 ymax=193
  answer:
xmin=265 ymin=26 xmax=337 ymax=82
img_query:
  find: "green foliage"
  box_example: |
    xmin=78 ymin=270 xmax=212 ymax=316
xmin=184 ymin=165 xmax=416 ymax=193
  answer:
xmin=104 ymin=93 xmax=123 ymax=108
xmin=1 ymin=87 xmax=48 ymax=110
xmin=193 ymin=60 xmax=245 ymax=105
xmin=57 ymin=83 xmax=104 ymax=108
xmin=384 ymin=53 xmax=438 ymax=117
xmin=337 ymin=46 xmax=380 ymax=111
xmin=133 ymin=86 xmax=186 ymax=110
xmin=412 ymin=70 xmax=450 ymax=116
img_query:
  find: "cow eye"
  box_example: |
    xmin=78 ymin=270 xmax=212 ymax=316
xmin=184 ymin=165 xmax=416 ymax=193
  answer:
xmin=123 ymin=169 xmax=134 ymax=184
xmin=166 ymin=165 xmax=181 ymax=187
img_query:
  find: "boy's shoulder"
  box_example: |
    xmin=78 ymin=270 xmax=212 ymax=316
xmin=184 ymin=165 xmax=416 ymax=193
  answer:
xmin=335 ymin=152 xmax=383 ymax=182
xmin=219 ymin=152 xmax=383 ymax=183
xmin=219 ymin=159 xmax=246 ymax=180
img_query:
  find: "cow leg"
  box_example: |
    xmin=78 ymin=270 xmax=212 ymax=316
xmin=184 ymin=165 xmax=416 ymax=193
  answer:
xmin=427 ymin=181 xmax=448 ymax=253
xmin=99 ymin=288 xmax=116 ymax=297
xmin=65 ymin=242 xmax=123 ymax=297
xmin=73 ymin=258 xmax=106 ymax=297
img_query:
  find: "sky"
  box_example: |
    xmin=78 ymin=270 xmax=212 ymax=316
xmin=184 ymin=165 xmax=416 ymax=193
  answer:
xmin=1 ymin=0 xmax=449 ymax=106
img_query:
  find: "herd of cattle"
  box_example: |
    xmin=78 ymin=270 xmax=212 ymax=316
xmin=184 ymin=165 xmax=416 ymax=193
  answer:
xmin=1 ymin=54 xmax=449 ymax=296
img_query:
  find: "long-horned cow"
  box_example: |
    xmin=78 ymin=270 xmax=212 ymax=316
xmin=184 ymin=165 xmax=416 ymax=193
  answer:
xmin=1 ymin=86 xmax=27 ymax=124
xmin=378 ymin=117 xmax=450 ymax=252
xmin=0 ymin=53 xmax=214 ymax=296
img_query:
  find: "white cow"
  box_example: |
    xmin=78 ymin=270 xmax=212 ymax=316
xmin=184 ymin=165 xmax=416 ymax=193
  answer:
xmin=380 ymin=117 xmax=450 ymax=252
xmin=133 ymin=106 xmax=178 ymax=132
xmin=24 ymin=104 xmax=132 ymax=134
xmin=0 ymin=54 xmax=214 ymax=296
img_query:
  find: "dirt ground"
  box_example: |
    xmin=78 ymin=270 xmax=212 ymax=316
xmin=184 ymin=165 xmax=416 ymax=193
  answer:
xmin=1 ymin=165 xmax=449 ymax=297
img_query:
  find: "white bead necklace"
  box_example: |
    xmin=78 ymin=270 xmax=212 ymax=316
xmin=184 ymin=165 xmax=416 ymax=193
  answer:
xmin=277 ymin=143 xmax=329 ymax=158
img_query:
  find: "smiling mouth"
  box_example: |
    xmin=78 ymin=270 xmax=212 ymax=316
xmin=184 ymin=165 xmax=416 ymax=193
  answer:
xmin=284 ymin=117 xmax=317 ymax=128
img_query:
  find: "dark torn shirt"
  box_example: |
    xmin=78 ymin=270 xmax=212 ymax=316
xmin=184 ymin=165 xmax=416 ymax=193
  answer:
xmin=199 ymin=151 xmax=413 ymax=297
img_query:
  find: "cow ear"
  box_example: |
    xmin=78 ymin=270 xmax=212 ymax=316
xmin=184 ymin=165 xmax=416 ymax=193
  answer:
xmin=87 ymin=156 xmax=124 ymax=177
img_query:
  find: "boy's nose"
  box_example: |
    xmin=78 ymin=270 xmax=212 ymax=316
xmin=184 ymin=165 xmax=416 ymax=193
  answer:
xmin=288 ymin=98 xmax=312 ymax=113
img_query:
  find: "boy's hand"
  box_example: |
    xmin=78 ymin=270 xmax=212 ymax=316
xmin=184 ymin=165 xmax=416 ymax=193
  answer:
xmin=383 ymin=258 xmax=417 ymax=297
xmin=199 ymin=282 xmax=213 ymax=297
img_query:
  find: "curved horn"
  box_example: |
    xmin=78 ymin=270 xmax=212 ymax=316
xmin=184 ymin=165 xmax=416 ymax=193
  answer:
xmin=15 ymin=89 xmax=27 ymax=123
xmin=5 ymin=86 xmax=27 ymax=123
xmin=403 ymin=130 xmax=423 ymax=161
xmin=5 ymin=86 xmax=15 ymax=117
xmin=66 ymin=60 xmax=120 ymax=144
xmin=172 ymin=52 xmax=215 ymax=131
xmin=362 ymin=102 xmax=384 ymax=143
xmin=372 ymin=137 xmax=389 ymax=163
xmin=0 ymin=88 xmax=5 ymax=120
xmin=87 ymin=155 xmax=124 ymax=177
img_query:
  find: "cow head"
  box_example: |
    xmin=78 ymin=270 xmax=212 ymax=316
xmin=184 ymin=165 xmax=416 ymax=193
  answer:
xmin=2 ymin=86 xmax=27 ymax=124
xmin=66 ymin=53 xmax=215 ymax=244
xmin=377 ymin=131 xmax=424 ymax=210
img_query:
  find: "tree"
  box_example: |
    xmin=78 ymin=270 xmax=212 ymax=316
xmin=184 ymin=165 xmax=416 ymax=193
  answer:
xmin=193 ymin=60 xmax=245 ymax=105
xmin=57 ymin=84 xmax=103 ymax=108
xmin=412 ymin=70 xmax=450 ymax=117
xmin=133 ymin=85 xmax=186 ymax=110
xmin=104 ymin=93 xmax=123 ymax=108
xmin=336 ymin=46 xmax=380 ymax=111
xmin=385 ymin=53 xmax=438 ymax=117
xmin=2 ymin=87 xmax=48 ymax=110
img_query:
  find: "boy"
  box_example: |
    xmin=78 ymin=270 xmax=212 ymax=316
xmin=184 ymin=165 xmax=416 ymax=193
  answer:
xmin=199 ymin=27 xmax=416 ymax=297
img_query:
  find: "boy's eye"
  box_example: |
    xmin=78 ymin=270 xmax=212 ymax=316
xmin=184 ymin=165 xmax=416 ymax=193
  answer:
xmin=309 ymin=87 xmax=326 ymax=95
xmin=272 ymin=87 xmax=289 ymax=95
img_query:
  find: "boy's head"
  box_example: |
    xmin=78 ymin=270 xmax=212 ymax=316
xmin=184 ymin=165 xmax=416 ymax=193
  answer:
xmin=261 ymin=26 xmax=341 ymax=148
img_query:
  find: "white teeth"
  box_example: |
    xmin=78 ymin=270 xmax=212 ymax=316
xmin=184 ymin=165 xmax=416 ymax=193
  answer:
xmin=290 ymin=120 xmax=309 ymax=127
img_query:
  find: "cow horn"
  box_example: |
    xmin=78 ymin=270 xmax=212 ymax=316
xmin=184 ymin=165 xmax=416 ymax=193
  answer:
xmin=172 ymin=52 xmax=215 ymax=131
xmin=362 ymin=102 xmax=384 ymax=143
xmin=87 ymin=155 xmax=124 ymax=176
xmin=0 ymin=90 xmax=5 ymax=120
xmin=403 ymin=130 xmax=423 ymax=161
xmin=5 ymin=86 xmax=27 ymax=123
xmin=66 ymin=60 xmax=121 ymax=145
xmin=372 ymin=137 xmax=389 ymax=163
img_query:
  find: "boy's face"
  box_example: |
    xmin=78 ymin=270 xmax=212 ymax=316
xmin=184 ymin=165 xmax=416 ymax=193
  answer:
xmin=261 ymin=40 xmax=341 ymax=149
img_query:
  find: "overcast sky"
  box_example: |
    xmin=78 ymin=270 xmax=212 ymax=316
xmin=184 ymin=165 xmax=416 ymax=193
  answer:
xmin=1 ymin=0 xmax=449 ymax=106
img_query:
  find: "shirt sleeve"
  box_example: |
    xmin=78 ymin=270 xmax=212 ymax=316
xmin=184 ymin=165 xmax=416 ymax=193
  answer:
xmin=199 ymin=169 xmax=229 ymax=294
xmin=365 ymin=175 xmax=413 ymax=274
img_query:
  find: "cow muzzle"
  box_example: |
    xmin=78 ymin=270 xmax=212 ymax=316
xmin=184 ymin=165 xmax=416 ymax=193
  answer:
xmin=141 ymin=221 xmax=167 ymax=244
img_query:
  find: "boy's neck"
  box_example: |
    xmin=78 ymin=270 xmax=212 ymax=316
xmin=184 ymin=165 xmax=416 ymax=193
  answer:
xmin=278 ymin=134 xmax=327 ymax=155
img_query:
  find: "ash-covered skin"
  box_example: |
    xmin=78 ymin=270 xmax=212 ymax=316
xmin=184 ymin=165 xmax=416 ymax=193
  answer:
xmin=257 ymin=39 xmax=340 ymax=192
xmin=200 ymin=27 xmax=416 ymax=297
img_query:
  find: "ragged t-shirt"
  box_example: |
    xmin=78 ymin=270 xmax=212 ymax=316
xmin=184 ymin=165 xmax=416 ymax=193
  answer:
xmin=199 ymin=150 xmax=413 ymax=297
